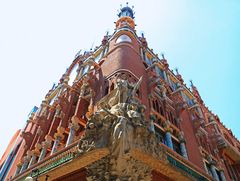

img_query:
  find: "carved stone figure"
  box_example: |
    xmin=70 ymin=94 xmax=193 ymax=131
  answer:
xmin=78 ymin=75 xmax=165 ymax=181
xmin=108 ymin=75 xmax=142 ymax=107
xmin=79 ymin=75 xmax=94 ymax=101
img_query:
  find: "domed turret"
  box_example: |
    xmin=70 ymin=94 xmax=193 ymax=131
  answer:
xmin=118 ymin=4 xmax=135 ymax=19
xmin=116 ymin=3 xmax=135 ymax=29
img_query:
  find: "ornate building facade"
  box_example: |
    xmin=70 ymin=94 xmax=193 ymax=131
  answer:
xmin=1 ymin=5 xmax=240 ymax=181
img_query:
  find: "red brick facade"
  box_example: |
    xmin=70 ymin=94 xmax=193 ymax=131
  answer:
xmin=1 ymin=5 xmax=239 ymax=181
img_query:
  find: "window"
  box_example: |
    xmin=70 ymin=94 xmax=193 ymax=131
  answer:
xmin=169 ymin=78 xmax=177 ymax=91
xmin=68 ymin=64 xmax=79 ymax=86
xmin=224 ymin=159 xmax=240 ymax=180
xmin=104 ymin=86 xmax=109 ymax=96
xmin=154 ymin=126 xmax=166 ymax=144
xmin=172 ymin=139 xmax=181 ymax=155
xmin=94 ymin=52 xmax=102 ymax=63
xmin=205 ymin=162 xmax=224 ymax=181
xmin=216 ymin=170 xmax=223 ymax=181
xmin=82 ymin=65 xmax=90 ymax=76
xmin=155 ymin=66 xmax=164 ymax=79
xmin=205 ymin=162 xmax=213 ymax=177
xmin=116 ymin=34 xmax=132 ymax=44
xmin=143 ymin=51 xmax=152 ymax=66
xmin=182 ymin=93 xmax=194 ymax=106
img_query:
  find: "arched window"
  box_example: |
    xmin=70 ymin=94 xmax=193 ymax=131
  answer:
xmin=116 ymin=34 xmax=132 ymax=44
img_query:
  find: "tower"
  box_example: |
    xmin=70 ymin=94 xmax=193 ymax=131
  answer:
xmin=1 ymin=4 xmax=240 ymax=181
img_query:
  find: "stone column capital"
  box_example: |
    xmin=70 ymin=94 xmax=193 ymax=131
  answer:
xmin=33 ymin=143 xmax=42 ymax=156
xmin=207 ymin=155 xmax=216 ymax=165
xmin=42 ymin=135 xmax=53 ymax=148
xmin=17 ymin=161 xmax=23 ymax=167
xmin=54 ymin=126 xmax=65 ymax=140
xmin=70 ymin=116 xmax=80 ymax=130
xmin=23 ymin=155 xmax=30 ymax=162
xmin=163 ymin=120 xmax=173 ymax=133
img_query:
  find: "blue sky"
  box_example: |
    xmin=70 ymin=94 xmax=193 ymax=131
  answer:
xmin=0 ymin=0 xmax=239 ymax=157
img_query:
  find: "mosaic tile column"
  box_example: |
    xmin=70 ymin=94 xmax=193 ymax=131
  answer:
xmin=165 ymin=131 xmax=173 ymax=150
xmin=19 ymin=156 xmax=29 ymax=173
xmin=210 ymin=164 xmax=220 ymax=181
xmin=14 ymin=163 xmax=22 ymax=176
xmin=164 ymin=121 xmax=173 ymax=150
xmin=219 ymin=170 xmax=226 ymax=181
xmin=38 ymin=135 xmax=52 ymax=162
xmin=51 ymin=127 xmax=65 ymax=155
xmin=66 ymin=116 xmax=80 ymax=147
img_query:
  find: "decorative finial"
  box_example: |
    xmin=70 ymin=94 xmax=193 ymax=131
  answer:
xmin=51 ymin=83 xmax=56 ymax=90
xmin=117 ymin=3 xmax=135 ymax=19
xmin=75 ymin=49 xmax=82 ymax=58
xmin=161 ymin=53 xmax=165 ymax=59
xmin=175 ymin=68 xmax=179 ymax=75
xmin=190 ymin=80 xmax=194 ymax=87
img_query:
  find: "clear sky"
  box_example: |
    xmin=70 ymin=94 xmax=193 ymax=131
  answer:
xmin=0 ymin=0 xmax=239 ymax=157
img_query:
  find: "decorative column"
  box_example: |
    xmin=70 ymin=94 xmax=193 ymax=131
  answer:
xmin=19 ymin=154 xmax=30 ymax=173
xmin=51 ymin=127 xmax=65 ymax=155
xmin=14 ymin=162 xmax=22 ymax=176
xmin=178 ymin=131 xmax=188 ymax=159
xmin=210 ymin=164 xmax=220 ymax=181
xmin=219 ymin=170 xmax=226 ymax=181
xmin=149 ymin=114 xmax=156 ymax=133
xmin=66 ymin=116 xmax=80 ymax=147
xmin=38 ymin=135 xmax=52 ymax=162
xmin=164 ymin=120 xmax=173 ymax=150
xmin=28 ymin=143 xmax=41 ymax=168
xmin=208 ymin=156 xmax=220 ymax=181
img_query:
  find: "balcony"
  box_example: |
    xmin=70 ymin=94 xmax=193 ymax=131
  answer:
xmin=12 ymin=142 xmax=109 ymax=181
